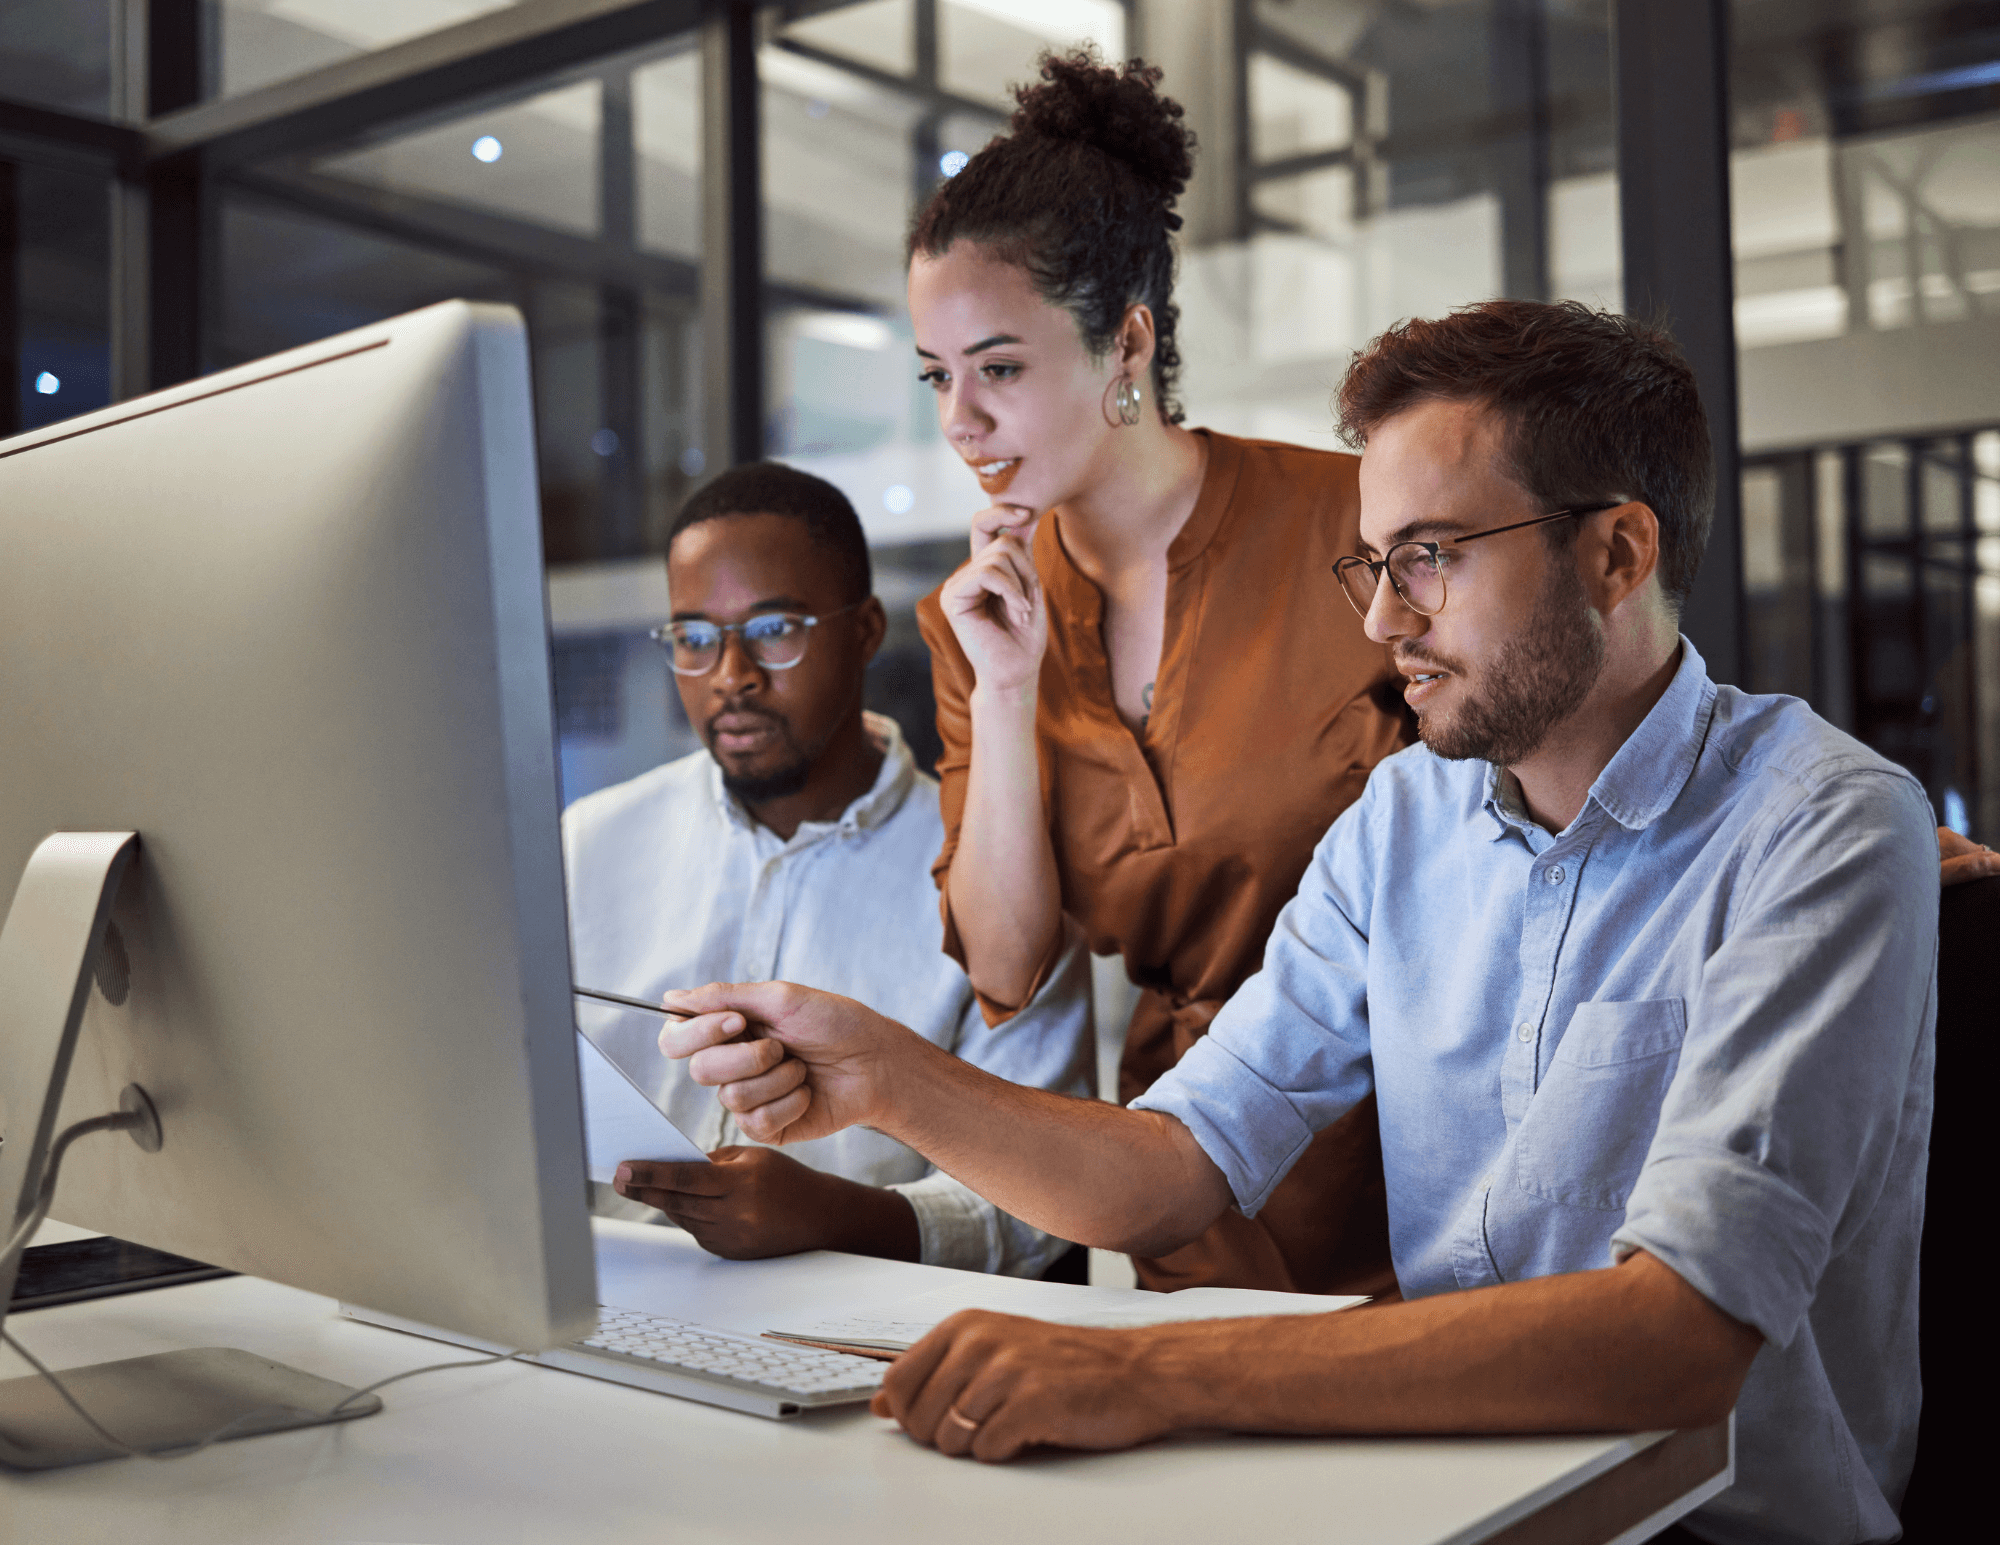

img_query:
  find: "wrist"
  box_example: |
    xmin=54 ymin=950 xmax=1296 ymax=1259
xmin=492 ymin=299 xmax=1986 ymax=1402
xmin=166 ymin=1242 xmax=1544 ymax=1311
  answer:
xmin=822 ymin=1177 xmax=920 ymax=1262
xmin=969 ymin=679 xmax=1038 ymax=719
xmin=1137 ymin=1321 xmax=1250 ymax=1431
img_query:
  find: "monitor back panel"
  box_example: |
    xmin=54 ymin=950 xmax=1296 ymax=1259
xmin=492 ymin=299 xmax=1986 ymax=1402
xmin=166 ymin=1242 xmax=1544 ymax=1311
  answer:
xmin=0 ymin=302 xmax=596 ymax=1350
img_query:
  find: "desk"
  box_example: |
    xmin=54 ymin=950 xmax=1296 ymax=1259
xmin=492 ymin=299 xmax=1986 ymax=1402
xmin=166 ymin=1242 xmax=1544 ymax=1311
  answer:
xmin=0 ymin=1220 xmax=1729 ymax=1545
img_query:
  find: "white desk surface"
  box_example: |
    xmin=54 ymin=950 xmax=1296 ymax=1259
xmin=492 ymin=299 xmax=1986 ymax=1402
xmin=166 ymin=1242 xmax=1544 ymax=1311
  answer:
xmin=0 ymin=1220 xmax=1713 ymax=1545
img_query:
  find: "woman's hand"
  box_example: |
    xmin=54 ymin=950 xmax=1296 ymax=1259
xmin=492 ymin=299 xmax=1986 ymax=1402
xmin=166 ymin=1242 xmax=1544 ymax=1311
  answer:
xmin=938 ymin=504 xmax=1047 ymax=697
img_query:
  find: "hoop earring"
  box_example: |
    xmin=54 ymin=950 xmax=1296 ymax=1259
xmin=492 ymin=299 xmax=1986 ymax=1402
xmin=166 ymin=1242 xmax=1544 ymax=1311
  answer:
xmin=1114 ymin=377 xmax=1143 ymax=427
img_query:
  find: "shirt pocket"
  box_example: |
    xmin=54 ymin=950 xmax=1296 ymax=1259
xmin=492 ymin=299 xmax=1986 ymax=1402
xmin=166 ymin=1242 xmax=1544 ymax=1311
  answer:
xmin=1512 ymin=997 xmax=1687 ymax=1212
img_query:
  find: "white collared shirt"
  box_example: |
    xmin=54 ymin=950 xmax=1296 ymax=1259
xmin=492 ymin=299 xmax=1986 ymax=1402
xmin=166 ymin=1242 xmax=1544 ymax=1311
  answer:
xmin=562 ymin=713 xmax=1094 ymax=1276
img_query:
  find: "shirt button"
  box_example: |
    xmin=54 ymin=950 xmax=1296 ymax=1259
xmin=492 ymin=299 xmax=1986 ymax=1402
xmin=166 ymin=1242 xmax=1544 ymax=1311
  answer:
xmin=1545 ymin=865 xmax=1565 ymax=885
xmin=1516 ymin=1021 xmax=1534 ymax=1043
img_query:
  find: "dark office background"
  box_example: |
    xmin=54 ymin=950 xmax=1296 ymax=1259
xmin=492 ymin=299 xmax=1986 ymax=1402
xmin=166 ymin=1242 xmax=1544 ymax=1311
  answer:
xmin=3 ymin=0 xmax=1996 ymax=833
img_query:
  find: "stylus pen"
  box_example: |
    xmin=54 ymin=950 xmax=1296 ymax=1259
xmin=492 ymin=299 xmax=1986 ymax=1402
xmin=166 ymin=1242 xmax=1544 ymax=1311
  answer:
xmin=573 ymin=985 xmax=693 ymax=1020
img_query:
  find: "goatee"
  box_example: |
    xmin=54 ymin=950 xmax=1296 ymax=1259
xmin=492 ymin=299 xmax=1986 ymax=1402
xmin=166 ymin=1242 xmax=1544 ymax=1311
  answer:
xmin=721 ymin=759 xmax=814 ymax=805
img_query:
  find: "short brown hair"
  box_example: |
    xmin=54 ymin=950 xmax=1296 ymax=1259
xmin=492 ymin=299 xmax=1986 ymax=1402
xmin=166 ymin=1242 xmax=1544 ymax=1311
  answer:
xmin=1335 ymin=300 xmax=1713 ymax=609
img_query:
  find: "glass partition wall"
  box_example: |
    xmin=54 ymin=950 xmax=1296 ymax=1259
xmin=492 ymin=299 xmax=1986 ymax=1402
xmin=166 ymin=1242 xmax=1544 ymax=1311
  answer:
xmin=3 ymin=0 xmax=1996 ymax=837
xmin=1731 ymin=0 xmax=2000 ymax=841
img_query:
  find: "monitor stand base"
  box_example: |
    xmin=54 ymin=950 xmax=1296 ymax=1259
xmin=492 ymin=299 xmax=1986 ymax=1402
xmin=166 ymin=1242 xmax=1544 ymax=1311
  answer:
xmin=0 ymin=832 xmax=384 ymax=1469
xmin=0 ymin=1346 xmax=381 ymax=1469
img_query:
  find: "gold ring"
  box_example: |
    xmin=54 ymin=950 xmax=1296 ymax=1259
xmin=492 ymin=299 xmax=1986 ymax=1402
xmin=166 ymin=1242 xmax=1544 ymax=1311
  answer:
xmin=943 ymin=1405 xmax=982 ymax=1434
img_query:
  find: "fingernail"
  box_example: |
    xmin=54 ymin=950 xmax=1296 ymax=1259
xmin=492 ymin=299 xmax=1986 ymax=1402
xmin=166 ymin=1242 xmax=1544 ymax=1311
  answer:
xmin=615 ymin=1163 xmax=631 ymax=1186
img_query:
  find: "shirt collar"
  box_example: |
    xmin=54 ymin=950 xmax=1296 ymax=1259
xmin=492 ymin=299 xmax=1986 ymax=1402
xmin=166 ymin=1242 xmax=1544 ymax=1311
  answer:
xmin=707 ymin=710 xmax=916 ymax=841
xmin=1480 ymin=636 xmax=1716 ymax=839
xmin=1586 ymin=637 xmax=1715 ymax=831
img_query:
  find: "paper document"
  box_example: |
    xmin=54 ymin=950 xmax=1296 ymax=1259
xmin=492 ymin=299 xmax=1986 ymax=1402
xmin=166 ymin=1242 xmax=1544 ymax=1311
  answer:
xmin=766 ymin=1277 xmax=1367 ymax=1356
xmin=575 ymin=1015 xmax=708 ymax=1183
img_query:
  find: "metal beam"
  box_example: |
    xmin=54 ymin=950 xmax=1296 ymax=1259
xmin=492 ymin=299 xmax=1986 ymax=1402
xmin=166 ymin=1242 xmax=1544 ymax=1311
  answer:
xmin=0 ymin=100 xmax=143 ymax=176
xmin=702 ymin=0 xmax=763 ymax=470
xmin=1248 ymin=145 xmax=1353 ymax=183
xmin=0 ymin=158 xmax=17 ymax=439
xmin=772 ymin=37 xmax=1005 ymax=128
xmin=1489 ymin=0 xmax=1550 ymax=302
xmin=143 ymin=0 xmax=703 ymax=172
xmin=1615 ymin=0 xmax=1743 ymax=684
xmin=111 ymin=0 xmax=207 ymax=400
xmin=598 ymin=66 xmax=644 ymax=556
xmin=232 ymin=168 xmax=886 ymax=319
xmin=910 ymin=0 xmax=943 ymax=208
xmin=1250 ymin=17 xmax=1368 ymax=96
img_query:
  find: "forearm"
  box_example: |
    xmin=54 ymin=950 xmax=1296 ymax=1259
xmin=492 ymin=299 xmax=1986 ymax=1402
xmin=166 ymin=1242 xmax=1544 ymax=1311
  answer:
xmin=1147 ymin=1253 xmax=1759 ymax=1437
xmin=945 ymin=684 xmax=1063 ymax=1010
xmin=880 ymin=1036 xmax=1231 ymax=1255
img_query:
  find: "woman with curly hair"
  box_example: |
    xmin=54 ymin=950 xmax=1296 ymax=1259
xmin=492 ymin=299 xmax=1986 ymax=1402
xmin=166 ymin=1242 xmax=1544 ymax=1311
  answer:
xmin=910 ymin=49 xmax=1409 ymax=1297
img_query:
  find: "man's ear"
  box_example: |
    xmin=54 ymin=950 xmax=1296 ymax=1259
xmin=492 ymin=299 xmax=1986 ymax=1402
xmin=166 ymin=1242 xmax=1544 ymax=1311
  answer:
xmin=1585 ymin=501 xmax=1661 ymax=616
xmin=856 ymin=596 xmax=889 ymax=668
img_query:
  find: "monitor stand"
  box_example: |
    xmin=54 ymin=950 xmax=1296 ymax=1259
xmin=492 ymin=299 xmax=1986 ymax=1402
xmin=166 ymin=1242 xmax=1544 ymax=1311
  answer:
xmin=0 ymin=831 xmax=381 ymax=1469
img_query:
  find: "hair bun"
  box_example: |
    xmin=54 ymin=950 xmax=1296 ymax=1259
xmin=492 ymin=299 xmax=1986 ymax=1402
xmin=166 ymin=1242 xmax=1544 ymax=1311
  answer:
xmin=1010 ymin=50 xmax=1194 ymax=215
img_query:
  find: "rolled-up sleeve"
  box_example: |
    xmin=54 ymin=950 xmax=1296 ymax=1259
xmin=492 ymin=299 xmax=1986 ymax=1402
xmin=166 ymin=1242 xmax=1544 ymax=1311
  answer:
xmin=1132 ymin=802 xmax=1379 ymax=1214
xmin=1611 ymin=767 xmax=1938 ymax=1348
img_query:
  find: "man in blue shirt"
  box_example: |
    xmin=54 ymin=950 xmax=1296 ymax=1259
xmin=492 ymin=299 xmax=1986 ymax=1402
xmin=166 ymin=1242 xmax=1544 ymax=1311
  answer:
xmin=657 ymin=303 xmax=1935 ymax=1545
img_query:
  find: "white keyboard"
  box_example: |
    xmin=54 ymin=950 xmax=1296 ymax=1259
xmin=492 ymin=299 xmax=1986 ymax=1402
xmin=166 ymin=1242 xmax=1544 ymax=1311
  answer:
xmin=343 ymin=1301 xmax=888 ymax=1421
xmin=534 ymin=1305 xmax=887 ymax=1418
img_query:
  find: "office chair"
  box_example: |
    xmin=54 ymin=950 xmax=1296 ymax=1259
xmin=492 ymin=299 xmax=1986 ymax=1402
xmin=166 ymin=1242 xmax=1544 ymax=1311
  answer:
xmin=1897 ymin=872 xmax=1994 ymax=1535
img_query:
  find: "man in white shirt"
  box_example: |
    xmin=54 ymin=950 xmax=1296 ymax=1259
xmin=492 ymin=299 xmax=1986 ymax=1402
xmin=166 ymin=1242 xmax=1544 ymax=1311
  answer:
xmin=563 ymin=462 xmax=1092 ymax=1276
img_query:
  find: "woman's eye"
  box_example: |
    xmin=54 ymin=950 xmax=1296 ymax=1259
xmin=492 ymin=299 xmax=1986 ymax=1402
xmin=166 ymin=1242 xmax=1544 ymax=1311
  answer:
xmin=980 ymin=361 xmax=1020 ymax=381
xmin=917 ymin=368 xmax=947 ymax=390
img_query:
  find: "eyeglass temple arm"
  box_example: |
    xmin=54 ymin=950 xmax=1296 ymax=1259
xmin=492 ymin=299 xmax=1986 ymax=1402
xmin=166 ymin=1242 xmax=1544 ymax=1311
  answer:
xmin=1448 ymin=501 xmax=1624 ymax=547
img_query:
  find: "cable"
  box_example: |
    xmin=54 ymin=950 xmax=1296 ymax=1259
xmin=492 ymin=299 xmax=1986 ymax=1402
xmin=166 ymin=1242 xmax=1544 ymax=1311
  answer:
xmin=1 ymin=1110 xmax=135 ymax=1265
xmin=1 ymin=1329 xmax=519 ymax=1460
xmin=2 ymin=1107 xmax=524 ymax=1460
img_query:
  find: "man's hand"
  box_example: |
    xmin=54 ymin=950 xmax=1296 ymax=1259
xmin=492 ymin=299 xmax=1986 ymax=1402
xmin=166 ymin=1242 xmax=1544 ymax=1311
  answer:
xmin=1940 ymin=826 xmax=2000 ymax=885
xmin=871 ymin=1312 xmax=1184 ymax=1462
xmin=612 ymin=1147 xmax=919 ymax=1262
xmin=658 ymin=981 xmax=933 ymax=1145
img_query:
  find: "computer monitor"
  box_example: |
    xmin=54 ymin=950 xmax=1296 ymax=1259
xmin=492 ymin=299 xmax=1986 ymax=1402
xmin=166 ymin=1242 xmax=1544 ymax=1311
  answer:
xmin=0 ymin=301 xmax=597 ymax=1463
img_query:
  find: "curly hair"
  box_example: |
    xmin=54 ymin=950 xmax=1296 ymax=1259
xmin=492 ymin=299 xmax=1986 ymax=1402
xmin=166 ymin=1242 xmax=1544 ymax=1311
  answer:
xmin=1336 ymin=300 xmax=1714 ymax=610
xmin=909 ymin=48 xmax=1196 ymax=423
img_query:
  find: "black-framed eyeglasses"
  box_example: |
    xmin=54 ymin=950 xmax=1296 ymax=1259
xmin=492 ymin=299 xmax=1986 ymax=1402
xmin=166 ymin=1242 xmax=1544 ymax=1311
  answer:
xmin=1331 ymin=502 xmax=1623 ymax=620
xmin=648 ymin=599 xmax=867 ymax=676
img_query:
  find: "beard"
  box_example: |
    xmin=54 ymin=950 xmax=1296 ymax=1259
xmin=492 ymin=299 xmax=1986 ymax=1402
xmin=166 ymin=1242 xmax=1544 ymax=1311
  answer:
xmin=706 ymin=705 xmax=817 ymax=805
xmin=720 ymin=757 xmax=814 ymax=804
xmin=1407 ymin=556 xmax=1606 ymax=765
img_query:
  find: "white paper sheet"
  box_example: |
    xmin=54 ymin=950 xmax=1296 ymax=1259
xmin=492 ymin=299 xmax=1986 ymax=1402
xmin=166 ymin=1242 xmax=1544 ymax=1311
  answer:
xmin=768 ymin=1277 xmax=1366 ymax=1351
xmin=576 ymin=1027 xmax=708 ymax=1183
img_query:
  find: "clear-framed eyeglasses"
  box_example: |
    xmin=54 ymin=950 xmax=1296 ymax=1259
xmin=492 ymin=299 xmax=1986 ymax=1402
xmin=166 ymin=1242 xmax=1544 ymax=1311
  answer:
xmin=1331 ymin=502 xmax=1622 ymax=620
xmin=648 ymin=599 xmax=867 ymax=676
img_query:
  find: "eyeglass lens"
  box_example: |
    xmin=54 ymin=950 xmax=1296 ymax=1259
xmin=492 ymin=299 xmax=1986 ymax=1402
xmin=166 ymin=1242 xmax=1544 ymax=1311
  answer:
xmin=662 ymin=614 xmax=811 ymax=674
xmin=1338 ymin=545 xmax=1446 ymax=617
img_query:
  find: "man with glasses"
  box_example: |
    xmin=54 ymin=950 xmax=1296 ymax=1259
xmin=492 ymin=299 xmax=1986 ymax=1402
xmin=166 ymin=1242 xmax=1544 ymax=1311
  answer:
xmin=657 ymin=307 xmax=1933 ymax=1544
xmin=563 ymin=462 xmax=1092 ymax=1274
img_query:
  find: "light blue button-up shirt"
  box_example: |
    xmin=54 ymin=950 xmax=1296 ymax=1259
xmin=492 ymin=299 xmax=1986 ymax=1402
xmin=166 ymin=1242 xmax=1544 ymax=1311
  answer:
xmin=1133 ymin=643 xmax=1935 ymax=1545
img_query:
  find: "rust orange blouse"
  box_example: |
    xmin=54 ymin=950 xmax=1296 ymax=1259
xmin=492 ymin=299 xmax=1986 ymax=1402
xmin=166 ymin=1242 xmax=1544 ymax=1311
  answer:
xmin=918 ymin=431 xmax=1413 ymax=1294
